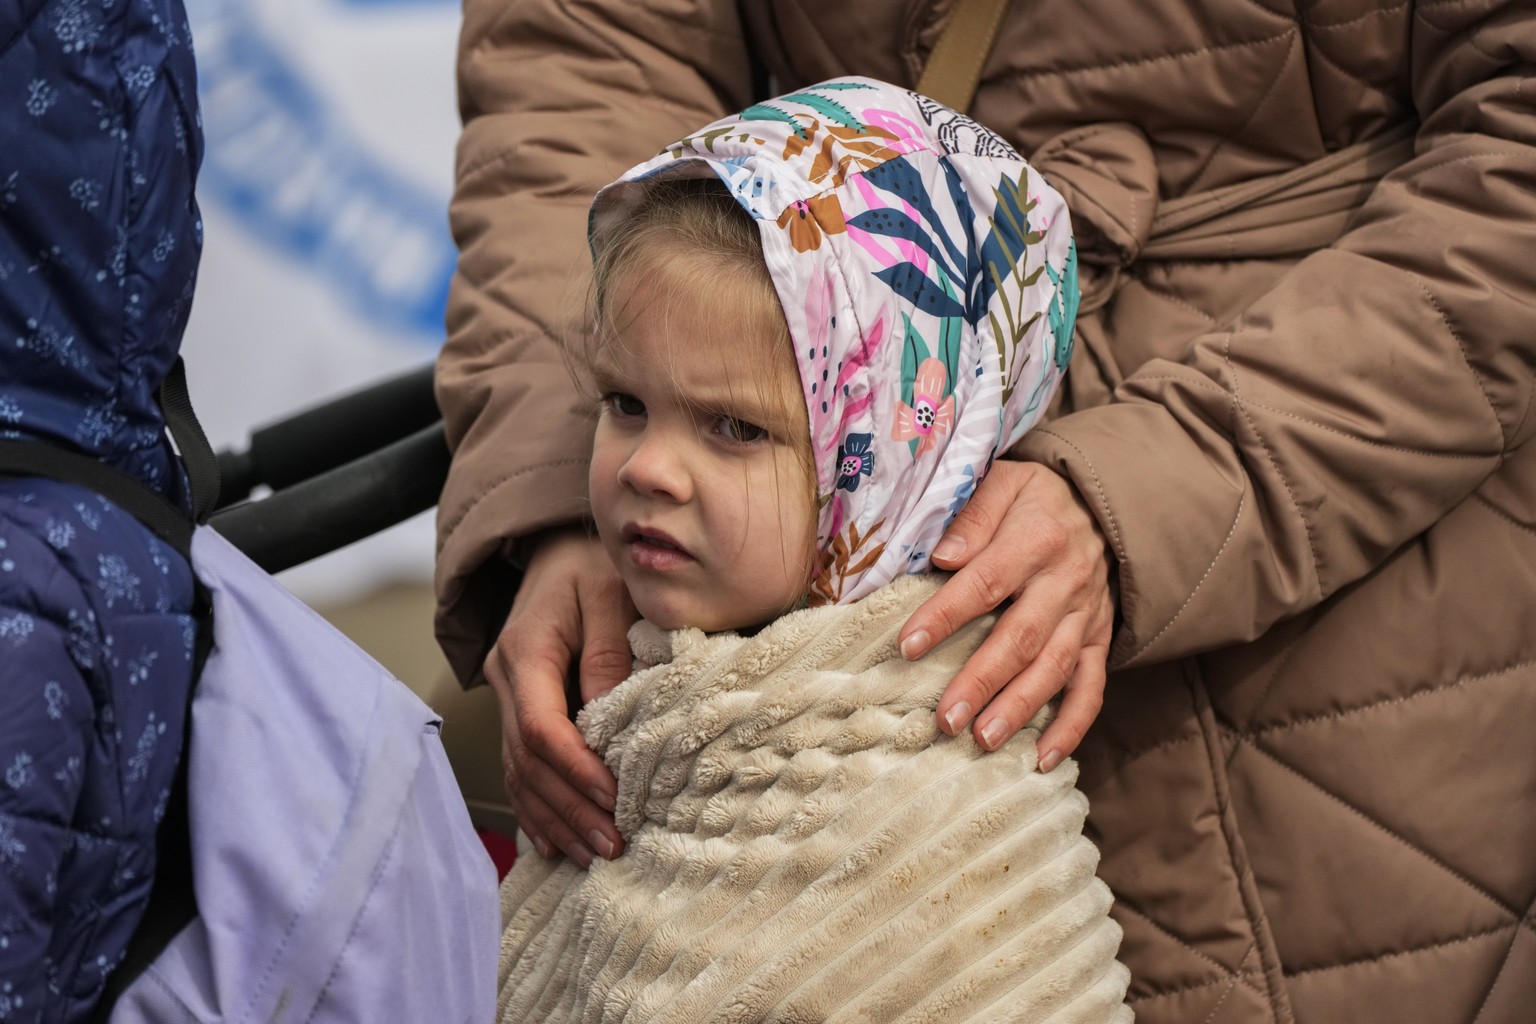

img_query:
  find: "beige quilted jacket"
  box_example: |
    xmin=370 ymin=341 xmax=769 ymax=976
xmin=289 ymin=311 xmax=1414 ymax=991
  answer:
xmin=436 ymin=2 xmax=1536 ymax=1021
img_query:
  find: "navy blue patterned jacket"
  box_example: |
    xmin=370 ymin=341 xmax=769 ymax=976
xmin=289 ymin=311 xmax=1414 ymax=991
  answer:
xmin=0 ymin=0 xmax=202 ymax=1019
xmin=1 ymin=0 xmax=201 ymax=492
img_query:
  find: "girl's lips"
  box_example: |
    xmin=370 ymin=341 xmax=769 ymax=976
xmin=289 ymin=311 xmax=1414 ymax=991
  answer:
xmin=621 ymin=524 xmax=694 ymax=570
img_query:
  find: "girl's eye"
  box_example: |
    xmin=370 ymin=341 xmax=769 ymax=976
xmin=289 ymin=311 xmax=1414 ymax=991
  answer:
xmin=717 ymin=417 xmax=768 ymax=444
xmin=604 ymin=392 xmax=645 ymax=417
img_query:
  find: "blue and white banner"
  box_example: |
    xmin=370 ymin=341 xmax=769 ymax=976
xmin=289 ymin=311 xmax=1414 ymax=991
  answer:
xmin=181 ymin=0 xmax=460 ymax=599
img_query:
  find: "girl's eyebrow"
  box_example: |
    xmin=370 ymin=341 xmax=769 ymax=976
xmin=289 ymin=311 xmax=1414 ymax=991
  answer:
xmin=590 ymin=349 xmax=797 ymax=429
xmin=684 ymin=385 xmax=797 ymax=432
xmin=588 ymin=358 xmax=626 ymax=394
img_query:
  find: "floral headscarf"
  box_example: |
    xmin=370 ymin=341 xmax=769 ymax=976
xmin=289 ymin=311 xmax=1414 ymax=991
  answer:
xmin=591 ymin=77 xmax=1078 ymax=606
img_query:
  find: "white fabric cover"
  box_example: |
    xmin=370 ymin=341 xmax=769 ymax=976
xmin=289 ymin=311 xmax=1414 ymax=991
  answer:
xmin=498 ymin=574 xmax=1132 ymax=1023
xmin=111 ymin=527 xmax=501 ymax=1024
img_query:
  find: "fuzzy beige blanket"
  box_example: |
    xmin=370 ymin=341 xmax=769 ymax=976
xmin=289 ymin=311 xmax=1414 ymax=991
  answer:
xmin=497 ymin=575 xmax=1133 ymax=1023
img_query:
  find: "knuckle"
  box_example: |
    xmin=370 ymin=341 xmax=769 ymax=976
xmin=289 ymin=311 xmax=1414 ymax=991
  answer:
xmin=949 ymin=669 xmax=996 ymax=709
xmin=517 ymin=713 xmax=557 ymax=756
xmin=999 ymin=619 xmax=1046 ymax=666
xmin=1051 ymin=720 xmax=1089 ymax=755
xmin=987 ymin=460 xmax=1030 ymax=494
xmin=958 ymin=662 xmax=1015 ymax=711
xmin=490 ymin=624 xmax=543 ymax=683
xmin=504 ymin=782 xmax=533 ymax=818
xmin=1039 ymin=644 xmax=1079 ymax=684
xmin=968 ymin=562 xmax=1014 ymax=609
xmin=552 ymin=793 xmax=590 ymax=831
xmin=502 ymin=766 xmax=531 ymax=809
xmin=519 ymin=800 xmax=563 ymax=837
xmin=498 ymin=599 xmax=540 ymax=641
xmin=499 ymin=707 xmax=524 ymax=748
xmin=955 ymin=498 xmax=1000 ymax=537
xmin=581 ymin=642 xmax=633 ymax=680
xmin=994 ymin=684 xmax=1042 ymax=724
xmin=1033 ymin=517 xmax=1070 ymax=559
xmin=925 ymin=597 xmax=968 ymax=642
xmin=482 ymin=641 xmax=513 ymax=687
xmin=502 ymin=740 xmax=535 ymax=781
xmin=1063 ymin=551 xmax=1096 ymax=590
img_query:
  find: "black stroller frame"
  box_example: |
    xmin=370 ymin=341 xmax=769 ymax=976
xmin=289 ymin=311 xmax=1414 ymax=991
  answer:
xmin=210 ymin=363 xmax=450 ymax=570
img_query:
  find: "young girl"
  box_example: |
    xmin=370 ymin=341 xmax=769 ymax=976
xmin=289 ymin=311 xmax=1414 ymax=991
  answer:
xmin=497 ymin=78 xmax=1129 ymax=1023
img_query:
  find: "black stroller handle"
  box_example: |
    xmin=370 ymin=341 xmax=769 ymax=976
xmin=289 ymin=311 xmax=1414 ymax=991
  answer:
xmin=214 ymin=363 xmax=441 ymax=508
xmin=208 ymin=362 xmax=449 ymax=573
xmin=210 ymin=422 xmax=449 ymax=574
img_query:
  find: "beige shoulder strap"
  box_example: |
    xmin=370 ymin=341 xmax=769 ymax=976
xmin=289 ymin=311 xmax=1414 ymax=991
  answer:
xmin=914 ymin=0 xmax=1012 ymax=113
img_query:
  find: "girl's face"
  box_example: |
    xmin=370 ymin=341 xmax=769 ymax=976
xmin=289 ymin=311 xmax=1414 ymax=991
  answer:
xmin=589 ymin=268 xmax=816 ymax=632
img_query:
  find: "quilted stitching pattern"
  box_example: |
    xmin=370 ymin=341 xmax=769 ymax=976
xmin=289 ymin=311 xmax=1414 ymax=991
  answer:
xmin=980 ymin=3 xmax=1413 ymax=194
xmin=1076 ymin=411 xmax=1536 ymax=1024
xmin=997 ymin=1 xmax=1535 ymax=1010
xmin=1204 ymin=495 xmax=1533 ymax=1020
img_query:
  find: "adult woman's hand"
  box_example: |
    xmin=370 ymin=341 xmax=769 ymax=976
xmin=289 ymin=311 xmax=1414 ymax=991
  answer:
xmin=898 ymin=461 xmax=1116 ymax=771
xmin=484 ymin=526 xmax=638 ymax=867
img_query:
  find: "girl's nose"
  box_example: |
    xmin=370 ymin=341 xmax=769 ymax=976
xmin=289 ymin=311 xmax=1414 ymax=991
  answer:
xmin=617 ymin=432 xmax=692 ymax=502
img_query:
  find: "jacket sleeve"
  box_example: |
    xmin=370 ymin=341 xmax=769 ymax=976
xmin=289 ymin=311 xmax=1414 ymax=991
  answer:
xmin=0 ymin=603 xmax=91 ymax=1006
xmin=1015 ymin=2 xmax=1536 ymax=669
xmin=434 ymin=0 xmax=758 ymax=684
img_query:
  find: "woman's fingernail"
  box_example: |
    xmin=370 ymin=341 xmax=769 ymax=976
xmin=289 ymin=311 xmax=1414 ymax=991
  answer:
xmin=569 ymin=842 xmax=595 ymax=869
xmin=588 ymin=830 xmax=617 ymax=860
xmin=1038 ymin=748 xmax=1062 ymax=773
xmin=932 ymin=536 xmax=966 ymax=562
xmin=942 ymin=701 xmax=973 ymax=734
xmin=531 ymin=835 xmax=554 ymax=859
xmin=979 ymin=718 xmax=1008 ymax=750
xmin=588 ymin=787 xmax=616 ymax=812
xmin=900 ymin=630 xmax=930 ymax=660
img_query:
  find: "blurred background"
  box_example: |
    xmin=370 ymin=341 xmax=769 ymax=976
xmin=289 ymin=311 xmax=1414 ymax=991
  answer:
xmin=183 ymin=0 xmax=455 ymax=597
xmin=179 ymin=0 xmax=509 ymax=834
